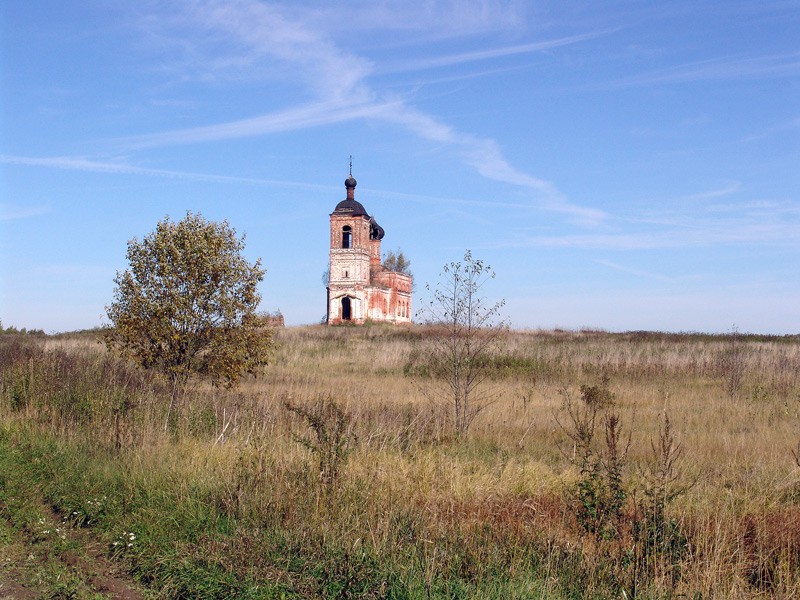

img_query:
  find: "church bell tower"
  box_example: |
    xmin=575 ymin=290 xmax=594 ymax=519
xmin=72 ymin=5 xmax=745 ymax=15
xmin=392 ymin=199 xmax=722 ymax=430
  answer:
xmin=326 ymin=168 xmax=411 ymax=325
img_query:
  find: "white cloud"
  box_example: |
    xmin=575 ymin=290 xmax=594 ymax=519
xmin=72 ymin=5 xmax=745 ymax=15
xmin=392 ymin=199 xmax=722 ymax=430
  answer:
xmin=118 ymin=1 xmax=605 ymax=222
xmin=126 ymin=99 xmax=394 ymax=147
xmin=506 ymin=214 xmax=800 ymax=250
xmin=605 ymin=52 xmax=800 ymax=89
xmin=594 ymin=259 xmax=673 ymax=282
xmin=5 ymin=2 xmax=604 ymax=226
xmin=189 ymin=1 xmax=374 ymax=98
xmin=297 ymin=0 xmax=529 ymax=37
xmin=0 ymin=203 xmax=50 ymax=221
xmin=381 ymin=32 xmax=611 ymax=73
xmin=0 ymin=154 xmax=330 ymax=191
xmin=683 ymin=181 xmax=742 ymax=201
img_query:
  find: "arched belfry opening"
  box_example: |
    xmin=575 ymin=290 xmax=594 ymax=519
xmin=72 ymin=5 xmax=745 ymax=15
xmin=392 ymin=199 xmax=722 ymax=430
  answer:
xmin=326 ymin=166 xmax=412 ymax=325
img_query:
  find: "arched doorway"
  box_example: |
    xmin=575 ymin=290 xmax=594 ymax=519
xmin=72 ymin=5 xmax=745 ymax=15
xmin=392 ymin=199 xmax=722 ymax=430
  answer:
xmin=341 ymin=296 xmax=352 ymax=321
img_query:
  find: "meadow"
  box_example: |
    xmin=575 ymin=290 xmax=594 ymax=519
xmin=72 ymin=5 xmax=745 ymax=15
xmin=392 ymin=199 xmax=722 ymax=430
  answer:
xmin=1 ymin=325 xmax=799 ymax=598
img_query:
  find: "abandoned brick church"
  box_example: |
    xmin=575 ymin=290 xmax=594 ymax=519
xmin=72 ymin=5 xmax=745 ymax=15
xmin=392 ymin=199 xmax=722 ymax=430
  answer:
xmin=326 ymin=173 xmax=412 ymax=325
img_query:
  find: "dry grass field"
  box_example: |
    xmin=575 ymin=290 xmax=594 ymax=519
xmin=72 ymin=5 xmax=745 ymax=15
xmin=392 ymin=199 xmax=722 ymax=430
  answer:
xmin=1 ymin=325 xmax=799 ymax=598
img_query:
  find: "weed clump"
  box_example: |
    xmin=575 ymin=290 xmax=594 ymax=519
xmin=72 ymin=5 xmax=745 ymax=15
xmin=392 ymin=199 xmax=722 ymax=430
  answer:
xmin=557 ymin=377 xmax=692 ymax=596
xmin=633 ymin=411 xmax=689 ymax=591
xmin=558 ymin=376 xmax=629 ymax=541
xmin=284 ymin=397 xmax=356 ymax=491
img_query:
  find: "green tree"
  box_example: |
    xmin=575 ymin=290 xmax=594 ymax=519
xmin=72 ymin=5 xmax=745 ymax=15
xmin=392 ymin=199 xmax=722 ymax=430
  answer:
xmin=382 ymin=248 xmax=412 ymax=275
xmin=105 ymin=212 xmax=272 ymax=423
xmin=419 ymin=250 xmax=506 ymax=435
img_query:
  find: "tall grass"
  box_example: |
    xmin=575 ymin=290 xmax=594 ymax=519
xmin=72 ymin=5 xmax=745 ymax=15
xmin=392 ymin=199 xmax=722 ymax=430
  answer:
xmin=1 ymin=326 xmax=799 ymax=598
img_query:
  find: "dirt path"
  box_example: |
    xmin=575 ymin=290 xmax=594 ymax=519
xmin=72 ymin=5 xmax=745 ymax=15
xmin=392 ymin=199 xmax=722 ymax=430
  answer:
xmin=0 ymin=499 xmax=146 ymax=599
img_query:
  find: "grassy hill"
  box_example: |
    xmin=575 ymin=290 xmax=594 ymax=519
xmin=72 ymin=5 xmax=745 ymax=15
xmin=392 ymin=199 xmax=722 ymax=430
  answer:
xmin=1 ymin=325 xmax=799 ymax=598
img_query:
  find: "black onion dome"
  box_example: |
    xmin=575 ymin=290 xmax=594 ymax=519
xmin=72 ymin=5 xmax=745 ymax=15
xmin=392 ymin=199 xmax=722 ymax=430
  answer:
xmin=333 ymin=198 xmax=368 ymax=216
xmin=333 ymin=173 xmax=368 ymax=215
xmin=369 ymin=216 xmax=384 ymax=240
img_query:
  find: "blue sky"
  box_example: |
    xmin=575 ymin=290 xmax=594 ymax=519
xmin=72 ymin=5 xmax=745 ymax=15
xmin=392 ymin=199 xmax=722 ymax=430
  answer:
xmin=2 ymin=0 xmax=799 ymax=334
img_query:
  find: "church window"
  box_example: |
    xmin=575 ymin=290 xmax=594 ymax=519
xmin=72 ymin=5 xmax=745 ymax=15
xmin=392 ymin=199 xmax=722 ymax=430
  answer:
xmin=342 ymin=226 xmax=352 ymax=248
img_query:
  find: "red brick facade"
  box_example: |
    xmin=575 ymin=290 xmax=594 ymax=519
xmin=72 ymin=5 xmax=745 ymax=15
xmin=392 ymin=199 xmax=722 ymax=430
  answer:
xmin=327 ymin=174 xmax=412 ymax=325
